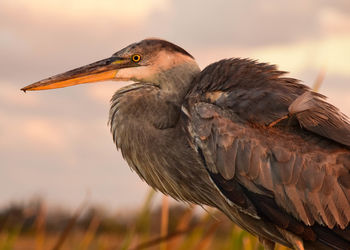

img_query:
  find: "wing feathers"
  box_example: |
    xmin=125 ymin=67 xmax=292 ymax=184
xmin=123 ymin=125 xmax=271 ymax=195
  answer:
xmin=189 ymin=101 xmax=350 ymax=230
xmin=248 ymin=145 xmax=263 ymax=180
xmin=216 ymin=142 xmax=237 ymax=180
xmin=271 ymin=150 xmax=295 ymax=184
xmin=289 ymin=92 xmax=350 ymax=146
xmin=236 ymin=140 xmax=252 ymax=176
xmin=184 ymin=58 xmax=350 ymax=247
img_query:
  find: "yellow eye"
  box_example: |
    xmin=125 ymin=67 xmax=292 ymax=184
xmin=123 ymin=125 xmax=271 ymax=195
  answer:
xmin=132 ymin=54 xmax=141 ymax=63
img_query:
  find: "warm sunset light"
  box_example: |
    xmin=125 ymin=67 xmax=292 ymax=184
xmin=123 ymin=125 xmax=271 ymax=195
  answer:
xmin=2 ymin=0 xmax=350 ymax=248
xmin=1 ymin=0 xmax=349 ymax=210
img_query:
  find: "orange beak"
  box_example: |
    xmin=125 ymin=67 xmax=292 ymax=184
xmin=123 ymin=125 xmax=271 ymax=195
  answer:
xmin=21 ymin=56 xmax=131 ymax=92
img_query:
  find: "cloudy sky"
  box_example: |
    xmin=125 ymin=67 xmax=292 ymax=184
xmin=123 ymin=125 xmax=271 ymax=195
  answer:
xmin=1 ymin=0 xmax=349 ymax=211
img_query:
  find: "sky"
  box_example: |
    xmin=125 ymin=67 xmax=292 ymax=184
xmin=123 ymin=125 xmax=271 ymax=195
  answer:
xmin=1 ymin=0 xmax=350 ymax=211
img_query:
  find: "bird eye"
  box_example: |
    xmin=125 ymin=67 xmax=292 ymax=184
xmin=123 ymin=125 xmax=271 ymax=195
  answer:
xmin=132 ymin=54 xmax=141 ymax=63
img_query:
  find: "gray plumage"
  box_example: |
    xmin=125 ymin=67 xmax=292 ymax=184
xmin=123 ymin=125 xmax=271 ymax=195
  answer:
xmin=22 ymin=39 xmax=350 ymax=250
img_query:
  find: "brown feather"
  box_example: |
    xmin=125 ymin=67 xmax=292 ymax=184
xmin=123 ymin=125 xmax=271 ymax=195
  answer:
xmin=184 ymin=59 xmax=350 ymax=248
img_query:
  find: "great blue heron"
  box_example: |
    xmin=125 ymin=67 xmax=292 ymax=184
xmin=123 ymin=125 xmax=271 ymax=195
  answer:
xmin=22 ymin=39 xmax=350 ymax=250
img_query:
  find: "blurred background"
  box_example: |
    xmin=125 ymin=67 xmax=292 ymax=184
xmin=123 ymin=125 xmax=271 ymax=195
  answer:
xmin=0 ymin=0 xmax=350 ymax=248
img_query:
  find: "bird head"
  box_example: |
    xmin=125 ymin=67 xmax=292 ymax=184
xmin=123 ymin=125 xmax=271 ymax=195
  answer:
xmin=21 ymin=38 xmax=199 ymax=92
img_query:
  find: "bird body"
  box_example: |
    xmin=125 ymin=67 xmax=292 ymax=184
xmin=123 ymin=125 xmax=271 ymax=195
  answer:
xmin=22 ymin=39 xmax=350 ymax=249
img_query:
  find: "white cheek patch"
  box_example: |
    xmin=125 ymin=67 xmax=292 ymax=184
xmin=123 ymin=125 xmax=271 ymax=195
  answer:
xmin=115 ymin=66 xmax=158 ymax=82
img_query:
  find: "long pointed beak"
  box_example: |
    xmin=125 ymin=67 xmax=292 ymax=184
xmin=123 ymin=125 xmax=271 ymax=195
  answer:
xmin=21 ymin=56 xmax=130 ymax=92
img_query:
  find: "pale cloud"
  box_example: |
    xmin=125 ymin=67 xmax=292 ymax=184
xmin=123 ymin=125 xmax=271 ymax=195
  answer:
xmin=22 ymin=119 xmax=67 ymax=149
xmin=0 ymin=111 xmax=68 ymax=152
xmin=320 ymin=7 xmax=350 ymax=35
xmin=250 ymin=35 xmax=350 ymax=77
xmin=2 ymin=0 xmax=170 ymax=22
xmin=326 ymin=91 xmax=350 ymax=116
xmin=0 ymin=83 xmax=40 ymax=107
xmin=85 ymin=81 xmax=129 ymax=104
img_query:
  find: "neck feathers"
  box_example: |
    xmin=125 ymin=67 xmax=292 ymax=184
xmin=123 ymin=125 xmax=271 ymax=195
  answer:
xmin=108 ymin=55 xmax=200 ymax=191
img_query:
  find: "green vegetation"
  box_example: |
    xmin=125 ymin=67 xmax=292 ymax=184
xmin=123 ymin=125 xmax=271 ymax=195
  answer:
xmin=0 ymin=190 xmax=290 ymax=250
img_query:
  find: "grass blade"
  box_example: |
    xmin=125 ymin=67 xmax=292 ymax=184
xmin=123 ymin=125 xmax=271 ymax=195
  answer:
xmin=51 ymin=200 xmax=87 ymax=250
xmin=79 ymin=212 xmax=100 ymax=250
xmin=312 ymin=68 xmax=326 ymax=92
xmin=35 ymin=202 xmax=47 ymax=250
xmin=193 ymin=221 xmax=220 ymax=250
xmin=160 ymin=195 xmax=169 ymax=250
xmin=120 ymin=188 xmax=155 ymax=250
xmin=168 ymin=205 xmax=195 ymax=250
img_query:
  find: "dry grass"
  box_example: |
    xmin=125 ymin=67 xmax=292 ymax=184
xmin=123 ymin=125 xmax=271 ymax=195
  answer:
xmin=0 ymin=192 xmax=291 ymax=250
